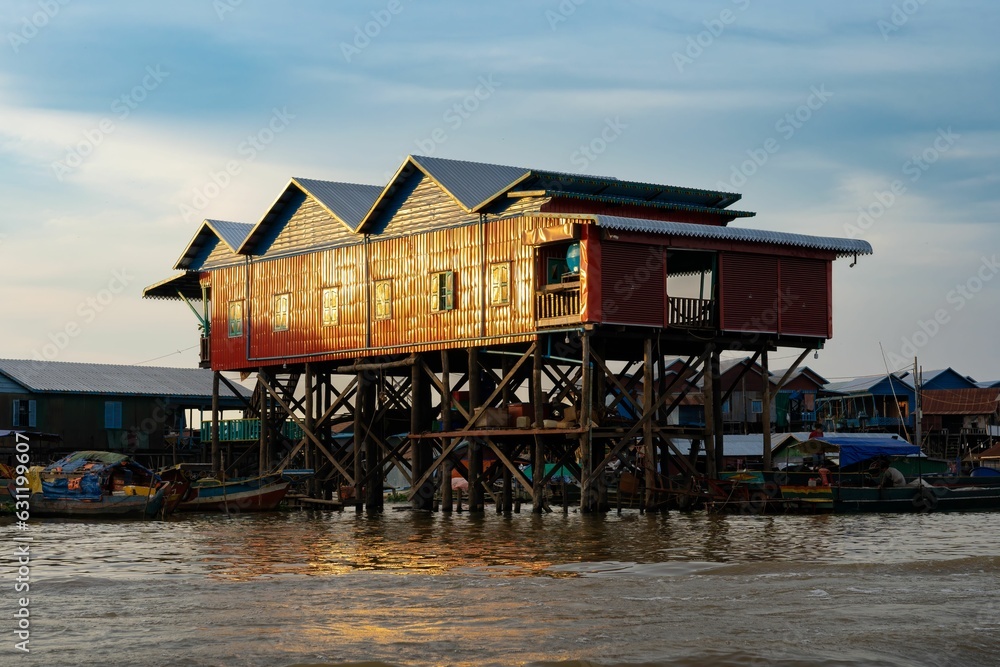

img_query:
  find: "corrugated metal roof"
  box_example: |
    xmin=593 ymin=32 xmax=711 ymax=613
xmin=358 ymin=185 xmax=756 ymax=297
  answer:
xmin=772 ymin=366 xmax=829 ymax=386
xmin=593 ymin=215 xmax=873 ymax=258
xmin=293 ymin=178 xmax=382 ymax=231
xmin=0 ymin=359 xmax=252 ymax=400
xmin=208 ymin=220 xmax=253 ymax=252
xmin=823 ymin=373 xmax=913 ymax=394
xmin=670 ymin=434 xmax=799 ymax=457
xmin=411 ymin=155 xmax=531 ymax=211
xmin=141 ymin=272 xmax=204 ymax=301
xmin=174 ymin=219 xmax=251 ymax=270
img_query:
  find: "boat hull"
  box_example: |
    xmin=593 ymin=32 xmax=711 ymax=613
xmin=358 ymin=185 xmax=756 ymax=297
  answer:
xmin=832 ymin=484 xmax=1000 ymax=513
xmin=177 ymin=478 xmax=290 ymax=512
xmin=26 ymin=486 xmax=168 ymax=519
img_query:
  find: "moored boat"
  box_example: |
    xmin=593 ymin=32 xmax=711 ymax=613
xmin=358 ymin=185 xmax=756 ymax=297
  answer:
xmin=12 ymin=451 xmax=170 ymax=519
xmin=176 ymin=473 xmax=290 ymax=512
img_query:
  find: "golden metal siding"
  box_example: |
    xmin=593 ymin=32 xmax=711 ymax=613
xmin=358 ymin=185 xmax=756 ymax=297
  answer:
xmin=375 ymin=172 xmax=479 ymax=237
xmin=209 ymin=263 xmax=247 ymax=371
xmin=319 ymin=244 xmax=368 ymax=353
xmin=260 ymin=192 xmax=361 ymax=259
xmin=484 ymin=216 xmax=535 ymax=338
xmin=201 ymin=238 xmax=243 ymax=270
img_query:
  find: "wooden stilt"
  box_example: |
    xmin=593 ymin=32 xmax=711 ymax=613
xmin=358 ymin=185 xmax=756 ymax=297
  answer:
xmin=468 ymin=347 xmax=484 ymax=513
xmin=531 ymin=341 xmax=545 ymax=513
xmin=211 ymin=371 xmax=220 ymax=477
xmin=702 ymin=351 xmax=716 ymax=478
xmin=762 ymin=348 xmax=772 ymax=471
xmin=643 ymin=337 xmax=656 ymax=510
xmin=580 ymin=332 xmax=595 ymax=513
xmin=258 ymin=368 xmax=268 ymax=476
xmin=711 ymin=349 xmax=724 ymax=477
xmin=440 ymin=350 xmax=453 ymax=513
xmin=354 ymin=369 xmax=365 ymax=513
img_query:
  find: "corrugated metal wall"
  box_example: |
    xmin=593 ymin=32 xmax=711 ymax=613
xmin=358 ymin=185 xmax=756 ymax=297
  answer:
xmin=600 ymin=240 xmax=666 ymax=327
xmin=719 ymin=252 xmax=780 ymax=333
xmin=778 ymin=257 xmax=831 ymax=338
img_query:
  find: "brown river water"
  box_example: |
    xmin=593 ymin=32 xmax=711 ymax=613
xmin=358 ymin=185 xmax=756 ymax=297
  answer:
xmin=2 ymin=507 xmax=999 ymax=667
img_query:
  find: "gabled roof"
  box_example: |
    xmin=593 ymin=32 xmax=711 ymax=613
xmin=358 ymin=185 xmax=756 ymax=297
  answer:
xmin=900 ymin=368 xmax=979 ymax=390
xmin=356 ymin=154 xmax=749 ymax=233
xmin=591 ymin=215 xmax=873 ymax=259
xmin=0 ymin=359 xmax=252 ymax=401
xmin=920 ymin=388 xmax=1000 ymax=415
xmin=238 ymin=177 xmax=381 ymax=254
xmin=977 ymin=380 xmax=1000 ymax=389
xmin=772 ymin=366 xmax=829 ymax=387
xmin=823 ymin=373 xmax=914 ymax=394
xmin=174 ymin=219 xmax=252 ymax=270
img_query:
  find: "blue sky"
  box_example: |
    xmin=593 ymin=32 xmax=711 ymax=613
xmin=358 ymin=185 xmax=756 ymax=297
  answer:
xmin=1 ymin=0 xmax=998 ymax=381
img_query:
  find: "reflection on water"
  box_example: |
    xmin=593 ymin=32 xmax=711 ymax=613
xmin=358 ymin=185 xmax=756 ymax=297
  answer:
xmin=4 ymin=508 xmax=999 ymax=667
xmin=16 ymin=506 xmax=1000 ymax=581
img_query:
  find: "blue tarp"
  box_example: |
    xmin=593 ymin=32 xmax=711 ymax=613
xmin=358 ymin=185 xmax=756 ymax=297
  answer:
xmin=814 ymin=436 xmax=921 ymax=468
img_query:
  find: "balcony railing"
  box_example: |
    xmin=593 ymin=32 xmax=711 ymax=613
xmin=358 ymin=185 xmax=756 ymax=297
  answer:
xmin=536 ymin=284 xmax=582 ymax=326
xmin=200 ymin=419 xmax=304 ymax=443
xmin=199 ymin=336 xmax=211 ymax=369
xmin=667 ymin=297 xmax=714 ymax=329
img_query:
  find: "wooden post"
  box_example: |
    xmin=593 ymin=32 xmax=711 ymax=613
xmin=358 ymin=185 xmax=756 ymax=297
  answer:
xmin=258 ymin=369 xmax=268 ymax=476
xmin=531 ymin=341 xmax=545 ymax=513
xmin=580 ymin=332 xmax=595 ymax=512
xmin=354 ymin=369 xmax=365 ymax=513
xmin=440 ymin=350 xmax=453 ymax=513
xmin=411 ymin=354 xmax=434 ymax=510
xmin=712 ymin=349 xmax=724 ymax=477
xmin=468 ymin=347 xmax=484 ymax=513
xmin=762 ymin=349 xmax=772 ymax=471
xmin=501 ymin=445 xmax=513 ymax=514
xmin=304 ymin=363 xmax=313 ymax=497
xmin=702 ymin=351 xmax=716 ymax=478
xmin=211 ymin=371 xmax=220 ymax=477
xmin=643 ymin=337 xmax=656 ymax=510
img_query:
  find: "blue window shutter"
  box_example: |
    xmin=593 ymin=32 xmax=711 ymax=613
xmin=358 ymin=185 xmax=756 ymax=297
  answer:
xmin=11 ymin=400 xmax=19 ymax=427
xmin=105 ymin=401 xmax=122 ymax=429
xmin=28 ymin=400 xmax=36 ymax=428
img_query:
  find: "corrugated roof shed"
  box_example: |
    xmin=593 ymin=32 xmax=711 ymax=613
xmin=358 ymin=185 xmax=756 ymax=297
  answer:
xmin=824 ymin=373 xmax=914 ymax=394
xmin=921 ymin=388 xmax=1000 ymax=415
xmin=593 ymin=216 xmax=873 ymax=258
xmin=0 ymin=359 xmax=252 ymax=400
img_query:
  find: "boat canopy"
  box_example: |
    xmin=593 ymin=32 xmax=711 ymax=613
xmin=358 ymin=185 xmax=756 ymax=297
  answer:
xmin=805 ymin=436 xmax=921 ymax=468
xmin=41 ymin=451 xmax=156 ymax=500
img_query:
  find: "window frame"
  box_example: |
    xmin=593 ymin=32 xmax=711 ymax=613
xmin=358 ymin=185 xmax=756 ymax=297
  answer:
xmin=489 ymin=262 xmax=511 ymax=306
xmin=104 ymin=400 xmax=122 ymax=429
xmin=374 ymin=280 xmax=393 ymax=321
xmin=750 ymin=399 xmax=763 ymax=414
xmin=321 ymin=287 xmax=340 ymax=327
xmin=12 ymin=399 xmax=37 ymax=428
xmin=227 ymin=300 xmax=244 ymax=338
xmin=430 ymin=270 xmax=455 ymax=313
xmin=273 ymin=293 xmax=290 ymax=332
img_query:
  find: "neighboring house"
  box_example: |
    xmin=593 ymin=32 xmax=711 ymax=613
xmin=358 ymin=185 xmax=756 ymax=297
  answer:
xmin=900 ymin=367 xmax=979 ymax=391
xmin=976 ymin=380 xmax=1000 ymax=389
xmin=0 ymin=359 xmax=251 ymax=461
xmin=920 ymin=387 xmax=1000 ymax=454
xmin=818 ymin=373 xmax=916 ymax=432
xmin=771 ymin=366 xmax=828 ymax=431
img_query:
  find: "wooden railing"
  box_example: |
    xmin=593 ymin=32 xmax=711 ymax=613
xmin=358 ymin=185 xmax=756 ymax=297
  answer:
xmin=667 ymin=297 xmax=714 ymax=329
xmin=199 ymin=336 xmax=211 ymax=368
xmin=200 ymin=419 xmax=304 ymax=443
xmin=536 ymin=284 xmax=582 ymax=325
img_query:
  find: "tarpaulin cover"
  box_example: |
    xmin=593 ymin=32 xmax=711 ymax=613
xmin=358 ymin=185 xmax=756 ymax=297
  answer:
xmin=42 ymin=474 xmax=103 ymax=500
xmin=39 ymin=451 xmax=153 ymax=500
xmin=811 ymin=436 xmax=921 ymax=468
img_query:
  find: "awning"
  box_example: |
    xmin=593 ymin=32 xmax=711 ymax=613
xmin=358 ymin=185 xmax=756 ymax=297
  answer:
xmin=142 ymin=272 xmax=205 ymax=301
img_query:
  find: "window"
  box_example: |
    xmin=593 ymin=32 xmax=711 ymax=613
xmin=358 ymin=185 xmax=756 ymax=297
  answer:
xmin=490 ymin=262 xmax=510 ymax=305
xmin=322 ymin=287 xmax=339 ymax=326
xmin=104 ymin=401 xmax=122 ymax=429
xmin=12 ymin=399 xmax=36 ymax=428
xmin=430 ymin=271 xmax=455 ymax=313
xmin=750 ymin=400 xmax=763 ymax=414
xmin=227 ymin=300 xmax=243 ymax=337
xmin=722 ymin=400 xmax=731 ymax=415
xmin=273 ymin=293 xmax=290 ymax=331
xmin=374 ymin=280 xmax=392 ymax=321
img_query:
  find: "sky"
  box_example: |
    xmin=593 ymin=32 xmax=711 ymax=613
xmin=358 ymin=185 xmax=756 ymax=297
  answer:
xmin=1 ymin=0 xmax=998 ymax=383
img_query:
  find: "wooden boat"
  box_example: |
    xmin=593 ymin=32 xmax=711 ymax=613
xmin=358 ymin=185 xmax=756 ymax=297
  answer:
xmin=13 ymin=451 xmax=170 ymax=519
xmin=176 ymin=473 xmax=290 ymax=512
